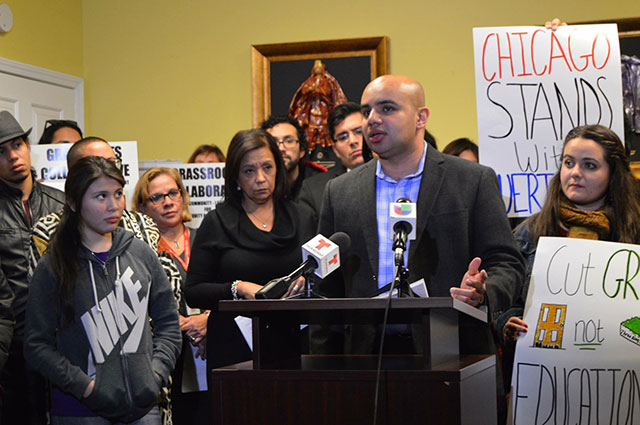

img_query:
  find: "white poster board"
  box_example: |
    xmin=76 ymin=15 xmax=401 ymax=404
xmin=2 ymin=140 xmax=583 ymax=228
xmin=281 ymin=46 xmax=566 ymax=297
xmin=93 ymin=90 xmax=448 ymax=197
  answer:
xmin=510 ymin=237 xmax=640 ymax=424
xmin=177 ymin=163 xmax=225 ymax=228
xmin=31 ymin=141 xmax=139 ymax=204
xmin=473 ymin=25 xmax=624 ymax=217
xmin=30 ymin=143 xmax=71 ymax=193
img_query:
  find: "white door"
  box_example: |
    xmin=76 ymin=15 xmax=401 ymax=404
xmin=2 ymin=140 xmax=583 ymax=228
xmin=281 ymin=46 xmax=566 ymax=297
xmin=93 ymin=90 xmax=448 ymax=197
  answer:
xmin=0 ymin=57 xmax=84 ymax=143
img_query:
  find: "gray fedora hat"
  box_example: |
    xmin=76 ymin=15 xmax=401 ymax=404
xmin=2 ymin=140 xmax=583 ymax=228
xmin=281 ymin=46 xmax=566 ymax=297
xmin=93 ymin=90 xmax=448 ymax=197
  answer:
xmin=0 ymin=111 xmax=32 ymax=145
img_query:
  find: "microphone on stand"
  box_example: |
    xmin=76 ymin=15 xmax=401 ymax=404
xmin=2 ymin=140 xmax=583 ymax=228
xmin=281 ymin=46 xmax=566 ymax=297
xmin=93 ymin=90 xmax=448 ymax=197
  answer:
xmin=388 ymin=197 xmax=416 ymax=266
xmin=255 ymin=232 xmax=351 ymax=299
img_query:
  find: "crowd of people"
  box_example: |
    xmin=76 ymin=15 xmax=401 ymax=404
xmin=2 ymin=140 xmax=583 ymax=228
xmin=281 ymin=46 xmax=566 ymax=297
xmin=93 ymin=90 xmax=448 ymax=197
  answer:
xmin=0 ymin=49 xmax=637 ymax=424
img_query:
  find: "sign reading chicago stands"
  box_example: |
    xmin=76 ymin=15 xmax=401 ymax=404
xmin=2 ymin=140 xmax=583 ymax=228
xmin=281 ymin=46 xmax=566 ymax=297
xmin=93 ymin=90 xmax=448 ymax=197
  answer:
xmin=510 ymin=237 xmax=640 ymax=424
xmin=473 ymin=25 xmax=624 ymax=217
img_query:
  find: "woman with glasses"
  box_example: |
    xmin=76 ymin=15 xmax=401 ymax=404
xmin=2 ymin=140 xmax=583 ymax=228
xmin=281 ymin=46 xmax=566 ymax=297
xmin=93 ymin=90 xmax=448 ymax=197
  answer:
xmin=184 ymin=129 xmax=315 ymax=369
xmin=24 ymin=156 xmax=181 ymax=424
xmin=39 ymin=119 xmax=83 ymax=144
xmin=133 ymin=168 xmax=210 ymax=425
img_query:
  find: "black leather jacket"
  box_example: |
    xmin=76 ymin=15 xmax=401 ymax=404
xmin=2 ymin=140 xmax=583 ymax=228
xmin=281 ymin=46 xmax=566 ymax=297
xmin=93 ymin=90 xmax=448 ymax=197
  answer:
xmin=0 ymin=172 xmax=64 ymax=367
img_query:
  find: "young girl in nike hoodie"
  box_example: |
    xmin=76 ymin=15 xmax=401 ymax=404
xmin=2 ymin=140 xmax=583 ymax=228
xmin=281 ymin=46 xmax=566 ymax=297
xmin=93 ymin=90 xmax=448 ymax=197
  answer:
xmin=25 ymin=156 xmax=182 ymax=424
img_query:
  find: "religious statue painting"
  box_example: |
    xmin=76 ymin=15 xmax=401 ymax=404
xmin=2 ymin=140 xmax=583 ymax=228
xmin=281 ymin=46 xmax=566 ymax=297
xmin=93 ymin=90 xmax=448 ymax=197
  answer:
xmin=289 ymin=60 xmax=348 ymax=151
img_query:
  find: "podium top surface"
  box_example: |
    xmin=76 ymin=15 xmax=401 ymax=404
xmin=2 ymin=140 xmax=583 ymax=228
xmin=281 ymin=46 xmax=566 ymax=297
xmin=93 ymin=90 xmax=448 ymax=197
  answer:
xmin=218 ymin=297 xmax=487 ymax=323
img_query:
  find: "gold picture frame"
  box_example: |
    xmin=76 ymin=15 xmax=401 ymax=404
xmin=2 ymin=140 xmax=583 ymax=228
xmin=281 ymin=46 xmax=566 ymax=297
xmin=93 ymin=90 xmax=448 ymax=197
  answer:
xmin=251 ymin=36 xmax=389 ymax=128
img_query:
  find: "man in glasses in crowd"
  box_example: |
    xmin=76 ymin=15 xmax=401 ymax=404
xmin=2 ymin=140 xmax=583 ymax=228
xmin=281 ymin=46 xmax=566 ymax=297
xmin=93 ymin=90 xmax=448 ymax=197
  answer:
xmin=0 ymin=111 xmax=66 ymax=424
xmin=260 ymin=115 xmax=327 ymax=200
xmin=298 ymin=102 xmax=365 ymax=218
xmin=38 ymin=119 xmax=83 ymax=145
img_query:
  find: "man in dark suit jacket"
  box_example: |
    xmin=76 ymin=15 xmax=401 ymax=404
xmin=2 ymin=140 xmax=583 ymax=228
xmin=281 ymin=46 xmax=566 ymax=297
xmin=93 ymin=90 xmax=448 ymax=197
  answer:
xmin=298 ymin=102 xmax=365 ymax=216
xmin=313 ymin=75 xmax=524 ymax=356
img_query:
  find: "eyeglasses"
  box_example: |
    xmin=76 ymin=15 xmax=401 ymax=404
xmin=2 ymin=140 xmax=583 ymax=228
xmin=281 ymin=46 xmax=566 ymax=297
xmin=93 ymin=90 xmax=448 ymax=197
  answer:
xmin=274 ymin=138 xmax=299 ymax=147
xmin=147 ymin=189 xmax=182 ymax=204
xmin=334 ymin=128 xmax=363 ymax=144
xmin=44 ymin=119 xmax=78 ymax=129
xmin=108 ymin=157 xmax=122 ymax=169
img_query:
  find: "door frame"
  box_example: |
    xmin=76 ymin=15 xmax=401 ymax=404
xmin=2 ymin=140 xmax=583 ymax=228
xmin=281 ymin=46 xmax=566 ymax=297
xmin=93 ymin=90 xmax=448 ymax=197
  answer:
xmin=0 ymin=56 xmax=84 ymax=129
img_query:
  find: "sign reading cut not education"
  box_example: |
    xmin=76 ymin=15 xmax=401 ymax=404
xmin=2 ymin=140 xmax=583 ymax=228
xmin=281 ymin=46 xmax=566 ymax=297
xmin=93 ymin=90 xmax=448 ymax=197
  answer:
xmin=509 ymin=237 xmax=640 ymax=424
xmin=473 ymin=25 xmax=624 ymax=217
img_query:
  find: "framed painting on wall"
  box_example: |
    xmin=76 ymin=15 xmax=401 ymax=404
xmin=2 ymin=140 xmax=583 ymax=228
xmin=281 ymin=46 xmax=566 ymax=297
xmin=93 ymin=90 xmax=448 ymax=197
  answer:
xmin=250 ymin=36 xmax=389 ymax=128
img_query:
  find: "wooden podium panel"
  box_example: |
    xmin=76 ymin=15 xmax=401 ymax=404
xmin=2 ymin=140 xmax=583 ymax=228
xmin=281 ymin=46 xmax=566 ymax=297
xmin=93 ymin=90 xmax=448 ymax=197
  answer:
xmin=210 ymin=298 xmax=497 ymax=424
xmin=219 ymin=298 xmax=486 ymax=370
xmin=210 ymin=355 xmax=496 ymax=425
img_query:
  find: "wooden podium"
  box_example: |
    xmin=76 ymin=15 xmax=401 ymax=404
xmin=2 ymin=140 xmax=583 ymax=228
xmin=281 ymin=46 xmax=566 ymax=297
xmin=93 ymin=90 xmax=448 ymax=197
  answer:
xmin=209 ymin=298 xmax=497 ymax=425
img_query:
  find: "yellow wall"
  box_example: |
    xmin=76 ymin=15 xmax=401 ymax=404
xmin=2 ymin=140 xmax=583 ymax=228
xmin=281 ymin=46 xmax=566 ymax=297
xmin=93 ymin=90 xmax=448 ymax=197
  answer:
xmin=0 ymin=0 xmax=83 ymax=77
xmin=3 ymin=1 xmax=639 ymax=160
xmin=81 ymin=0 xmax=640 ymax=160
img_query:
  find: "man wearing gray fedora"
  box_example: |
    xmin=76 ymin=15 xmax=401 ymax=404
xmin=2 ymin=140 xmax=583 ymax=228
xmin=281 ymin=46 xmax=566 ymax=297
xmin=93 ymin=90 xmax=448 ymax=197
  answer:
xmin=0 ymin=110 xmax=65 ymax=424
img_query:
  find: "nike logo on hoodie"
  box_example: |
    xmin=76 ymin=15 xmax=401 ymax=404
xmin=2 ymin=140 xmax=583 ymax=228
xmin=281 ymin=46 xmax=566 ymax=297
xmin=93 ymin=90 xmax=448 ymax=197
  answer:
xmin=80 ymin=266 xmax=150 ymax=364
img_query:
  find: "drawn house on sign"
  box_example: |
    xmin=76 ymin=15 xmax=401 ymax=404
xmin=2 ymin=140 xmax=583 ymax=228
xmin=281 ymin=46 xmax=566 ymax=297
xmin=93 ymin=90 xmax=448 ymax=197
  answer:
xmin=533 ymin=304 xmax=567 ymax=349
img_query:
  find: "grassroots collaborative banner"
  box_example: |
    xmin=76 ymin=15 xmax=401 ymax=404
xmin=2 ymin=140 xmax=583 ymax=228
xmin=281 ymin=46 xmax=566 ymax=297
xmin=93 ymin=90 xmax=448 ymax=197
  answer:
xmin=31 ymin=141 xmax=140 ymax=204
xmin=138 ymin=162 xmax=226 ymax=228
xmin=473 ymin=25 xmax=624 ymax=217
xmin=509 ymin=237 xmax=640 ymax=424
xmin=176 ymin=163 xmax=225 ymax=228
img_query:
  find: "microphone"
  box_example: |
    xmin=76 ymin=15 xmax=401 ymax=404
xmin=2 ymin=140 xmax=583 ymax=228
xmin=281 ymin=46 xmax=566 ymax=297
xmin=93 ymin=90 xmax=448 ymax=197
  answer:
xmin=255 ymin=232 xmax=351 ymax=299
xmin=300 ymin=232 xmax=350 ymax=279
xmin=389 ymin=197 xmax=417 ymax=265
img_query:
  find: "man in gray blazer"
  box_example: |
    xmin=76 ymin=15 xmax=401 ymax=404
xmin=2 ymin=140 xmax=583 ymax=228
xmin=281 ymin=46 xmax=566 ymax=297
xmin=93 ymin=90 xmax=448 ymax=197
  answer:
xmin=314 ymin=75 xmax=524 ymax=356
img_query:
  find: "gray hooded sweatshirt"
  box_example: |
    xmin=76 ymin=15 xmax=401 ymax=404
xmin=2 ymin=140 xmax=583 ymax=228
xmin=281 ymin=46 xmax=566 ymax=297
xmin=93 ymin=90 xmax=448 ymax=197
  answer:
xmin=25 ymin=227 xmax=181 ymax=422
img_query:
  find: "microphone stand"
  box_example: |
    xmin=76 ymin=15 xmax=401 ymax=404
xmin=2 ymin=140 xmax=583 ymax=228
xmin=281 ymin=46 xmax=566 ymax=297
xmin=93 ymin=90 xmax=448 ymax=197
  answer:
xmin=394 ymin=264 xmax=412 ymax=298
xmin=288 ymin=270 xmax=325 ymax=299
xmin=303 ymin=271 xmax=316 ymax=298
xmin=393 ymin=232 xmax=415 ymax=298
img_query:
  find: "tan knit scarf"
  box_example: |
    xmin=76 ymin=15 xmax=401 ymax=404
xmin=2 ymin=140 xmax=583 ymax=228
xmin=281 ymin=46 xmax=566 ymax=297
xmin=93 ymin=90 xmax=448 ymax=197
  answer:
xmin=558 ymin=203 xmax=611 ymax=240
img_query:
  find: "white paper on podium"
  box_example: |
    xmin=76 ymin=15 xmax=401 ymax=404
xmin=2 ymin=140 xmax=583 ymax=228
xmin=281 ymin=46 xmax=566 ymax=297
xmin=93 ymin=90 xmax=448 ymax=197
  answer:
xmin=234 ymin=316 xmax=253 ymax=351
xmin=373 ymin=279 xmax=429 ymax=298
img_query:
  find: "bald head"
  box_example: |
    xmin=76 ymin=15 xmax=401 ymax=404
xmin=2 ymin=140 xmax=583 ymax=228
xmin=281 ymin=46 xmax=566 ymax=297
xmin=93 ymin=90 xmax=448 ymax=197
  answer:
xmin=360 ymin=75 xmax=430 ymax=167
xmin=363 ymin=75 xmax=425 ymax=109
xmin=67 ymin=137 xmax=115 ymax=168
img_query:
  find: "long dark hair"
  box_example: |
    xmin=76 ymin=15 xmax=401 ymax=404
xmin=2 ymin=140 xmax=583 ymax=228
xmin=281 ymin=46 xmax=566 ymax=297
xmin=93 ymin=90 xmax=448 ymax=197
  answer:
xmin=530 ymin=125 xmax=640 ymax=243
xmin=49 ymin=156 xmax=125 ymax=316
xmin=223 ymin=129 xmax=289 ymax=205
xmin=38 ymin=120 xmax=83 ymax=144
xmin=442 ymin=137 xmax=478 ymax=159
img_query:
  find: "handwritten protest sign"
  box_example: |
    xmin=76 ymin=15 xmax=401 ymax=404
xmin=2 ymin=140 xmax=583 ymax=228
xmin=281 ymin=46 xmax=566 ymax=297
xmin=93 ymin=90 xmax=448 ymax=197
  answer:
xmin=31 ymin=141 xmax=139 ymax=203
xmin=473 ymin=25 xmax=624 ymax=217
xmin=509 ymin=237 xmax=640 ymax=424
